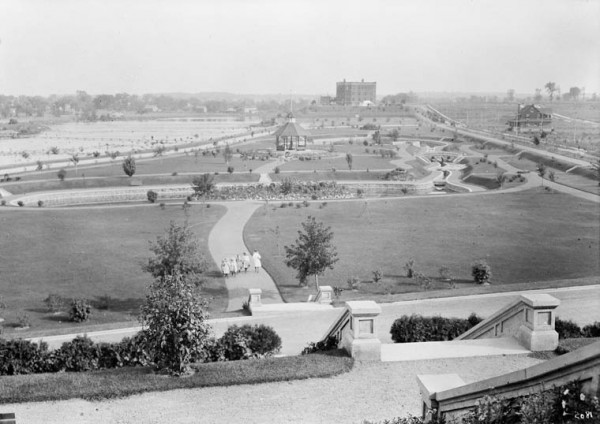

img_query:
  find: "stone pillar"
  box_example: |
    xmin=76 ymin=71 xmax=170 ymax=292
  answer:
xmin=315 ymin=286 xmax=333 ymax=304
xmin=247 ymin=288 xmax=262 ymax=314
xmin=516 ymin=293 xmax=560 ymax=351
xmin=341 ymin=301 xmax=382 ymax=361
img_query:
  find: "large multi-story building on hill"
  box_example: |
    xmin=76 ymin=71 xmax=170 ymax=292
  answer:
xmin=336 ymin=79 xmax=376 ymax=106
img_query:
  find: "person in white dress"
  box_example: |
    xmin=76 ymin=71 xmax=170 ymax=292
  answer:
xmin=242 ymin=252 xmax=251 ymax=273
xmin=221 ymin=259 xmax=230 ymax=278
xmin=252 ymin=250 xmax=262 ymax=273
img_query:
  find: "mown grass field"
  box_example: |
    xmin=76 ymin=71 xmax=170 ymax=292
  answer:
xmin=0 ymin=204 xmax=228 ymax=334
xmin=244 ymin=190 xmax=600 ymax=303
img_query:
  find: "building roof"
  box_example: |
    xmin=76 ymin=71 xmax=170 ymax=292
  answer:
xmin=274 ymin=114 xmax=311 ymax=138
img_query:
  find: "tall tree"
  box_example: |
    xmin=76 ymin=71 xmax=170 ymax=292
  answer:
xmin=284 ymin=216 xmax=339 ymax=289
xmin=545 ymin=82 xmax=557 ymax=102
xmin=122 ymin=155 xmax=136 ymax=177
xmin=569 ymin=87 xmax=581 ymax=101
xmin=143 ymin=221 xmax=208 ymax=285
xmin=345 ymin=152 xmax=353 ymax=170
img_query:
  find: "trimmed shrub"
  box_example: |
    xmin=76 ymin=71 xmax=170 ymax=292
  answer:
xmin=555 ymin=317 xmax=583 ymax=339
xmin=57 ymin=168 xmax=67 ymax=181
xmin=146 ymin=190 xmax=158 ymax=203
xmin=471 ymin=259 xmax=492 ymax=284
xmin=69 ymin=298 xmax=92 ymax=322
xmin=0 ymin=339 xmax=49 ymax=375
xmin=213 ymin=324 xmax=282 ymax=361
xmin=17 ymin=201 xmax=24 ymax=207
xmin=582 ymin=322 xmax=600 ymax=338
xmin=56 ymin=336 xmax=100 ymax=372
xmin=390 ymin=314 xmax=483 ymax=343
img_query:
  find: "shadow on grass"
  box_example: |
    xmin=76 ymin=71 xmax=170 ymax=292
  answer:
xmin=91 ymin=296 xmax=144 ymax=313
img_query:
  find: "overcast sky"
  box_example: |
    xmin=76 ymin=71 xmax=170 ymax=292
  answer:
xmin=0 ymin=0 xmax=598 ymax=97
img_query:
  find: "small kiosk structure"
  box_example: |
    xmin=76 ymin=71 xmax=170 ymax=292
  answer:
xmin=274 ymin=112 xmax=311 ymax=151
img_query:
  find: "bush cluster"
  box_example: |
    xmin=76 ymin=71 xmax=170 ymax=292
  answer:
xmin=206 ymin=324 xmax=281 ymax=362
xmin=390 ymin=313 xmax=483 ymax=343
xmin=555 ymin=317 xmax=600 ymax=339
xmin=0 ymin=324 xmax=282 ymax=376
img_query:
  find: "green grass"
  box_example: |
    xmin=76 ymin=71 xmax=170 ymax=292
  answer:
xmin=0 ymin=204 xmax=228 ymax=334
xmin=0 ymin=352 xmax=353 ymax=403
xmin=244 ymin=191 xmax=600 ymax=303
xmin=1 ymin=172 xmax=260 ymax=195
xmin=278 ymin=155 xmax=396 ymax=172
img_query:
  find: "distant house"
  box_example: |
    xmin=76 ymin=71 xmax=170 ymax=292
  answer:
xmin=274 ymin=112 xmax=311 ymax=151
xmin=507 ymin=104 xmax=552 ymax=130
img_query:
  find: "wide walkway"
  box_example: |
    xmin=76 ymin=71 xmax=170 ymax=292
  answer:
xmin=207 ymin=201 xmax=283 ymax=311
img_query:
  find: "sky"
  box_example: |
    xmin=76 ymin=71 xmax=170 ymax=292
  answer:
xmin=0 ymin=0 xmax=598 ymax=97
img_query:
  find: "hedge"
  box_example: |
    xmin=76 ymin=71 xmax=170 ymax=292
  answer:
xmin=390 ymin=313 xmax=483 ymax=343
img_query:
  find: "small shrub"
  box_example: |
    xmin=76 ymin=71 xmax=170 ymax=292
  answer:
xmin=17 ymin=312 xmax=31 ymax=328
xmin=347 ymin=276 xmax=360 ymax=290
xmin=17 ymin=201 xmax=24 ymax=207
xmin=171 ymin=172 xmax=178 ymax=176
xmin=1 ymin=200 xmax=6 ymax=206
xmin=372 ymin=270 xmax=382 ymax=283
xmin=301 ymin=335 xmax=339 ymax=355
xmin=227 ymin=166 xmax=234 ymax=174
xmin=404 ymin=259 xmax=415 ymax=278
xmin=56 ymin=336 xmax=100 ymax=372
xmin=44 ymin=294 xmax=65 ymax=313
xmin=69 ymin=298 xmax=92 ymax=322
xmin=37 ymin=200 xmax=44 ymax=207
xmin=146 ymin=190 xmax=158 ymax=203
xmin=582 ymin=321 xmax=600 ymax=338
xmin=302 ymin=200 xmax=309 ymax=207
xmin=214 ymin=324 xmax=282 ymax=361
xmin=555 ymin=317 xmax=582 ymax=339
xmin=471 ymin=259 xmax=492 ymax=284
xmin=274 ymin=166 xmax=280 ymax=174
xmin=159 ymin=202 xmax=166 ymax=209
xmin=57 ymin=169 xmax=67 ymax=181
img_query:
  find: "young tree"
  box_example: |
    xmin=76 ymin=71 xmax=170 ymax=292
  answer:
xmin=472 ymin=259 xmax=492 ymax=284
xmin=143 ymin=221 xmax=208 ymax=285
xmin=122 ymin=155 xmax=136 ymax=177
xmin=223 ymin=144 xmax=233 ymax=165
xmin=284 ymin=216 xmax=339 ymax=289
xmin=70 ymin=154 xmax=80 ymax=176
xmin=536 ymin=162 xmax=547 ymax=186
xmin=545 ymin=82 xmax=557 ymax=102
xmin=140 ymin=272 xmax=212 ymax=375
xmin=496 ymin=172 xmax=506 ymax=189
xmin=191 ymin=173 xmax=215 ymax=201
xmin=345 ymin=152 xmax=353 ymax=170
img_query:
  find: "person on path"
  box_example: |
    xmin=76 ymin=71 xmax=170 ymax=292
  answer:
xmin=221 ymin=259 xmax=230 ymax=278
xmin=242 ymin=252 xmax=251 ymax=273
xmin=252 ymin=250 xmax=262 ymax=273
xmin=236 ymin=254 xmax=244 ymax=273
xmin=229 ymin=257 xmax=238 ymax=277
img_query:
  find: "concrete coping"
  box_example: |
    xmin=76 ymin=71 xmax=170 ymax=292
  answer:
xmin=520 ymin=293 xmax=560 ymax=309
xmin=346 ymin=300 xmax=382 ymax=316
xmin=248 ymin=288 xmax=262 ymax=296
xmin=435 ymin=340 xmax=600 ymax=403
xmin=418 ymin=374 xmax=466 ymax=407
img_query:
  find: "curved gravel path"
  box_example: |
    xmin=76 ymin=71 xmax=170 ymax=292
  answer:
xmin=4 ymin=355 xmax=544 ymax=424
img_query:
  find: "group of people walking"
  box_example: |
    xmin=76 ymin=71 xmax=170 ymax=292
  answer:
xmin=221 ymin=250 xmax=261 ymax=278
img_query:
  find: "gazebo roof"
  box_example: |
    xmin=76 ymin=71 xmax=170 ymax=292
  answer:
xmin=274 ymin=122 xmax=311 ymax=138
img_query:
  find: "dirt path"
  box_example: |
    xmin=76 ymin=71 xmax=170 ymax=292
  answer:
xmin=4 ymin=355 xmax=543 ymax=424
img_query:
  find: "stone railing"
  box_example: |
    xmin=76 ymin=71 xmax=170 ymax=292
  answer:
xmin=418 ymin=340 xmax=600 ymax=422
xmin=454 ymin=293 xmax=560 ymax=352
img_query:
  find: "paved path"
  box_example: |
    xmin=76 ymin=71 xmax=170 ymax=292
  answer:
xmin=27 ymin=285 xmax=600 ymax=355
xmin=207 ymin=201 xmax=283 ymax=311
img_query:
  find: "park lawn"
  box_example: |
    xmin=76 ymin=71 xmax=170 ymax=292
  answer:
xmin=506 ymin=156 xmax=600 ymax=195
xmin=1 ymin=172 xmax=260 ymax=195
xmin=278 ymin=155 xmax=397 ymax=172
xmin=0 ymin=351 xmax=353 ymax=403
xmin=244 ymin=191 xmax=600 ymax=303
xmin=0 ymin=204 xmax=228 ymax=334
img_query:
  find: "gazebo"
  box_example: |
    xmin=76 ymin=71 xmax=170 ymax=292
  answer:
xmin=274 ymin=112 xmax=311 ymax=151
